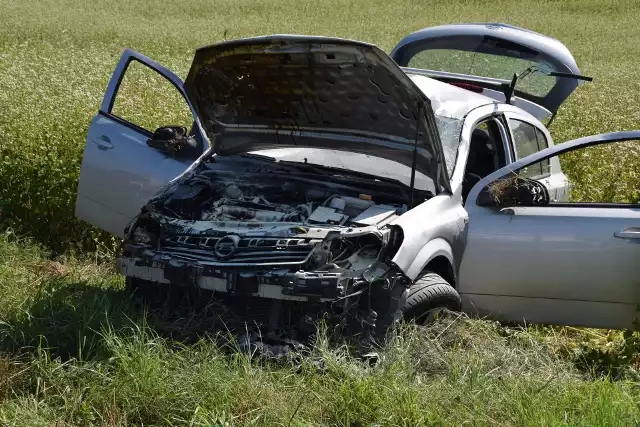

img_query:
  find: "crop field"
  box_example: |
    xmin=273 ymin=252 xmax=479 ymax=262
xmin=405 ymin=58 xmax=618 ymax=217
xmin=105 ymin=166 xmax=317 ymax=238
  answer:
xmin=1 ymin=0 xmax=640 ymax=424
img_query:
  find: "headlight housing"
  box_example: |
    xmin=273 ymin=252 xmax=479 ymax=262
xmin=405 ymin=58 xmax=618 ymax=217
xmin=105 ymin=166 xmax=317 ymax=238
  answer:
xmin=132 ymin=227 xmax=155 ymax=245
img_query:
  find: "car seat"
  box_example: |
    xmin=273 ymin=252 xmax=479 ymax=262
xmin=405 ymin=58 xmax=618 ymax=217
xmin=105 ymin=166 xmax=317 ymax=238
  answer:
xmin=462 ymin=127 xmax=497 ymax=202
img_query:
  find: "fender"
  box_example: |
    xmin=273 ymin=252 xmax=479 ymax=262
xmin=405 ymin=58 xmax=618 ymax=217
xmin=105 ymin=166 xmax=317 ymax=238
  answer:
xmin=404 ymin=237 xmax=455 ymax=283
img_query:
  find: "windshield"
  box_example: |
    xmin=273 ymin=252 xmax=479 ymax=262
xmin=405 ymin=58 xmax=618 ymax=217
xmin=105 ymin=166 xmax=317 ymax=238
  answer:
xmin=434 ymin=113 xmax=463 ymax=178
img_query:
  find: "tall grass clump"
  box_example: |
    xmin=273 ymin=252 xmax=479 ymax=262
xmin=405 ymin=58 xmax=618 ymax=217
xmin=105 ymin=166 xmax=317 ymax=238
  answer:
xmin=1 ymin=312 xmax=639 ymax=425
xmin=0 ymin=232 xmax=638 ymax=424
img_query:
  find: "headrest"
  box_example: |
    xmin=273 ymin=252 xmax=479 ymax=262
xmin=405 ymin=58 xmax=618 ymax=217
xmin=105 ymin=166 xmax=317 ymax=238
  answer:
xmin=471 ymin=127 xmax=490 ymax=144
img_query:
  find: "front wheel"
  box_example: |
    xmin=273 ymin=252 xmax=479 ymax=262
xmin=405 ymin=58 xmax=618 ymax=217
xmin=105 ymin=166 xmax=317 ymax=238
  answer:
xmin=401 ymin=272 xmax=461 ymax=325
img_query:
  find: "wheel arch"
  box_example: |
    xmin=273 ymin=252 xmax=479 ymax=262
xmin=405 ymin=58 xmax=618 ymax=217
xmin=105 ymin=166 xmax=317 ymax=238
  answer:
xmin=404 ymin=237 xmax=457 ymax=287
xmin=423 ymin=255 xmax=456 ymax=288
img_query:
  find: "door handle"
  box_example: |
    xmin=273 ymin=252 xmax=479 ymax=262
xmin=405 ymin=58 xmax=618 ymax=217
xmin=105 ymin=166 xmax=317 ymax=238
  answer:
xmin=92 ymin=135 xmax=113 ymax=150
xmin=614 ymin=228 xmax=640 ymax=240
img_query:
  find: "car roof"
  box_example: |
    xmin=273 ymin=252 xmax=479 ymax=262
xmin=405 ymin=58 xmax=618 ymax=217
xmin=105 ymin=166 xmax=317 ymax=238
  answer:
xmin=406 ymin=73 xmax=496 ymax=119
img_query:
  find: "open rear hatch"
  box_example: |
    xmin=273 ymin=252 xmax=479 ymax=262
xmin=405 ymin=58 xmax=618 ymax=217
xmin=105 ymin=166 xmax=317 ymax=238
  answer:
xmin=184 ymin=35 xmax=450 ymax=193
xmin=391 ymin=23 xmax=589 ymax=120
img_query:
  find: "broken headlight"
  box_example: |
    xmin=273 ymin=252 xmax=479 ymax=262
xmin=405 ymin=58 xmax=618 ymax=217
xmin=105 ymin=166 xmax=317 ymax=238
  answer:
xmin=131 ymin=227 xmax=156 ymax=246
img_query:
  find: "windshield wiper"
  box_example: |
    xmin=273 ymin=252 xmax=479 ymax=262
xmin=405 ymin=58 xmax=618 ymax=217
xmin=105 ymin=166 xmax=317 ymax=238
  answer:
xmin=502 ymin=65 xmax=593 ymax=104
xmin=240 ymin=154 xmax=404 ymax=186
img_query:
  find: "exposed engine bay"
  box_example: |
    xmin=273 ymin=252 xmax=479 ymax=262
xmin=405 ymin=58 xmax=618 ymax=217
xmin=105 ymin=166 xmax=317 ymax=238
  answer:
xmin=119 ymin=154 xmax=429 ymax=338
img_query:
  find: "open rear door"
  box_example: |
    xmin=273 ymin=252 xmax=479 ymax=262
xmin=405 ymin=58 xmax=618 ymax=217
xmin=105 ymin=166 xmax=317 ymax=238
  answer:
xmin=75 ymin=49 xmax=208 ymax=237
xmin=391 ymin=23 xmax=586 ymax=121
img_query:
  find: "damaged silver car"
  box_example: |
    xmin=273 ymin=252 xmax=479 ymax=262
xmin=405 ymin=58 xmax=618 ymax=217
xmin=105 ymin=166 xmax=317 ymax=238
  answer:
xmin=76 ymin=24 xmax=640 ymax=335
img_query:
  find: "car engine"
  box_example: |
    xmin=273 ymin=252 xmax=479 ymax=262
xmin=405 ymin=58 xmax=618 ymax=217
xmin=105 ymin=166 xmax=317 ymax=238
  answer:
xmin=120 ymin=155 xmax=422 ymax=339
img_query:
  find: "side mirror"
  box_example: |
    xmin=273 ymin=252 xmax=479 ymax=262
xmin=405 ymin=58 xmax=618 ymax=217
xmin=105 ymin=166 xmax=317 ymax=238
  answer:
xmin=477 ymin=174 xmax=550 ymax=207
xmin=147 ymin=125 xmax=199 ymax=159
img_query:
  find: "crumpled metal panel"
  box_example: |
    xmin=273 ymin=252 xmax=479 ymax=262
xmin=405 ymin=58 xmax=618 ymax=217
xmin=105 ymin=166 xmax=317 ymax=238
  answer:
xmin=184 ymin=35 xmax=450 ymax=193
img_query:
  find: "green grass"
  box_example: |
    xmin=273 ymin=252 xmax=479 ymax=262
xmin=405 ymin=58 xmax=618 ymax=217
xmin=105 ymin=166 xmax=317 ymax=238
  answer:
xmin=2 ymin=0 xmax=640 ymax=424
xmin=1 ymin=233 xmax=639 ymax=425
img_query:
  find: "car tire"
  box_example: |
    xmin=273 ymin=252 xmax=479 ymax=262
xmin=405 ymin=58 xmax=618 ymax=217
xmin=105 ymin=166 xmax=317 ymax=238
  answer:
xmin=401 ymin=272 xmax=462 ymax=324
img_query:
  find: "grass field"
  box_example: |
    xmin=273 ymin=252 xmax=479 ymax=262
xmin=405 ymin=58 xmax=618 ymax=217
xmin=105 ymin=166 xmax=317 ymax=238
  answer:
xmin=1 ymin=0 xmax=640 ymax=424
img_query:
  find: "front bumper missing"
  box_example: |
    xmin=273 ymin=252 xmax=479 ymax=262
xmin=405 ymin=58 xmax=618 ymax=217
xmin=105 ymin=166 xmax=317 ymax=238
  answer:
xmin=117 ymin=256 xmax=343 ymax=302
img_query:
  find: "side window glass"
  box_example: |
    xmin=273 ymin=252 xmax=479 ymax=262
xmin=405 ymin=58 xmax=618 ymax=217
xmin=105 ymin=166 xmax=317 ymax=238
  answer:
xmin=482 ymin=139 xmax=639 ymax=206
xmin=467 ymin=120 xmax=500 ymax=177
xmin=555 ymin=139 xmax=638 ymax=203
xmin=110 ymin=60 xmax=193 ymax=133
xmin=534 ymin=128 xmax=549 ymax=150
xmin=475 ymin=121 xmax=489 ymax=133
xmin=509 ymin=119 xmax=548 ymax=178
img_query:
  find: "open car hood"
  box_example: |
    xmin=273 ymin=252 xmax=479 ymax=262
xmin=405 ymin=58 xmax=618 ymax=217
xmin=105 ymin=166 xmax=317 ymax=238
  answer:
xmin=184 ymin=35 xmax=450 ymax=193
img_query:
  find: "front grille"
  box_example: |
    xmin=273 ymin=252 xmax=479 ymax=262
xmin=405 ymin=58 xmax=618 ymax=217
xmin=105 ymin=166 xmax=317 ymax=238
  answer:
xmin=160 ymin=235 xmax=320 ymax=266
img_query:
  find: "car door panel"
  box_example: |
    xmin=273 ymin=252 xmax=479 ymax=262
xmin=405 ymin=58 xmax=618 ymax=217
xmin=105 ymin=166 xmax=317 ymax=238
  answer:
xmin=460 ymin=206 xmax=640 ymax=302
xmin=76 ymin=114 xmax=195 ymax=237
xmin=459 ymin=131 xmax=640 ymax=330
xmin=75 ymin=49 xmax=207 ymax=238
xmin=461 ymin=295 xmax=638 ymax=330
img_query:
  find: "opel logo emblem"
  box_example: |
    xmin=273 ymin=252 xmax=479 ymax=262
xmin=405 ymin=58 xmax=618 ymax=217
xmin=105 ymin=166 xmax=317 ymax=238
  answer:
xmin=214 ymin=235 xmax=240 ymax=259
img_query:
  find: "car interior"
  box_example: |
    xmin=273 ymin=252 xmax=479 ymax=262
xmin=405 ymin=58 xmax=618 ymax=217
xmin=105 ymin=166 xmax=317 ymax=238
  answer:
xmin=462 ymin=118 xmax=507 ymax=202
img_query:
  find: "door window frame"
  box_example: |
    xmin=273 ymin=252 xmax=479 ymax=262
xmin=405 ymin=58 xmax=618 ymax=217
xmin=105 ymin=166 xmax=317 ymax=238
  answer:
xmin=504 ymin=112 xmax=551 ymax=179
xmin=469 ymin=133 xmax=640 ymax=210
xmin=98 ymin=49 xmax=207 ymax=147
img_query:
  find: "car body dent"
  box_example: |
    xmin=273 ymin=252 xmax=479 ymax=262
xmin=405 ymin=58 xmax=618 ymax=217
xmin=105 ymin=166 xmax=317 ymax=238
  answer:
xmin=408 ymin=74 xmax=496 ymax=119
xmin=404 ymin=67 xmax=554 ymax=121
xmin=406 ymin=237 xmax=459 ymax=284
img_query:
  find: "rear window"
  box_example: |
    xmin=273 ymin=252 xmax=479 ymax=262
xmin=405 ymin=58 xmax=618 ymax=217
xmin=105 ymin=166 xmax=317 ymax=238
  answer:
xmin=407 ymin=49 xmax=556 ymax=97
